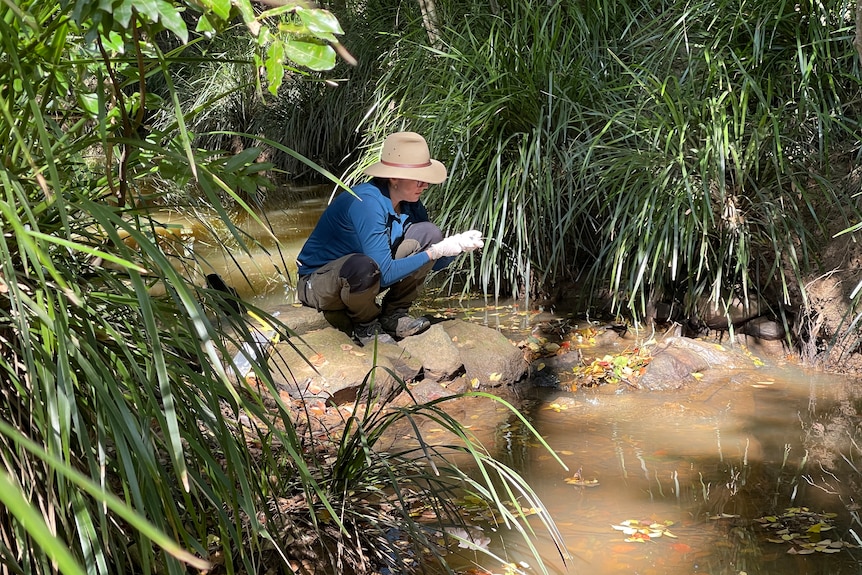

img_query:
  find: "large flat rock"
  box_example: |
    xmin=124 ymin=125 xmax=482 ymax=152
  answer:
xmin=229 ymin=313 xmax=529 ymax=405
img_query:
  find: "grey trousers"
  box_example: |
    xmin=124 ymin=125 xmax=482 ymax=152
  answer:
xmin=296 ymin=222 xmax=442 ymax=324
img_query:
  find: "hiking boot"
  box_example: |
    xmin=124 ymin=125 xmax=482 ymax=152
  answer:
xmin=380 ymin=309 xmax=431 ymax=339
xmin=353 ymin=320 xmax=396 ymax=346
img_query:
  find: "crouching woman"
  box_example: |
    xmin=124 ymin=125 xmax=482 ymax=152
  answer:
xmin=295 ymin=131 xmax=482 ymax=345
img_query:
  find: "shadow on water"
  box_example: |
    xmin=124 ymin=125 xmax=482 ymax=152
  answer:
xmin=445 ymin=358 xmax=862 ymax=575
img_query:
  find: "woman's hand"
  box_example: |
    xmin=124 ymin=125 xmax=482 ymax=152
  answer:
xmin=454 ymin=230 xmax=484 ymax=251
xmin=427 ymin=230 xmax=484 ymax=259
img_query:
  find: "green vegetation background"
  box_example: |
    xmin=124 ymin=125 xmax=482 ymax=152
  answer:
xmin=2 ymin=0 xmax=861 ymax=574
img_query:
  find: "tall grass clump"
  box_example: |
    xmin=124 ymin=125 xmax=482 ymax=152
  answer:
xmin=354 ymin=0 xmax=631 ymax=299
xmin=0 ymin=1 xmax=567 ymax=573
xmin=353 ymin=0 xmax=862 ymax=324
xmin=584 ymin=0 xmax=862 ymax=321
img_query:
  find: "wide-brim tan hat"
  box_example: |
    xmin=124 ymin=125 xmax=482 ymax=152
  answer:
xmin=363 ymin=131 xmax=447 ymax=184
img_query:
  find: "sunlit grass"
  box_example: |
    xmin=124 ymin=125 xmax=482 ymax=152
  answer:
xmin=353 ymin=0 xmax=862 ymax=331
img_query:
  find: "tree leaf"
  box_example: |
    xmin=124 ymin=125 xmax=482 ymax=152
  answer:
xmin=195 ymin=14 xmax=215 ymax=37
xmin=283 ymin=37 xmax=336 ymax=71
xmin=295 ymin=7 xmax=343 ymax=36
xmin=198 ymin=0 xmax=231 ymax=20
xmin=152 ymin=0 xmax=188 ymax=42
xmin=266 ymin=40 xmax=286 ymax=95
xmin=112 ymin=0 xmax=133 ymax=27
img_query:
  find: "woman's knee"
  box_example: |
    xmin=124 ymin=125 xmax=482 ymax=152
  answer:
xmin=405 ymin=221 xmax=443 ymax=248
xmin=341 ymin=254 xmax=380 ymax=293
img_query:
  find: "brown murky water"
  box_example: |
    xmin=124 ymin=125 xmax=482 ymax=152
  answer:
xmin=464 ymin=365 xmax=862 ymax=575
xmin=157 ymin=190 xmax=330 ymax=304
xmin=169 ymin=190 xmax=862 ymax=575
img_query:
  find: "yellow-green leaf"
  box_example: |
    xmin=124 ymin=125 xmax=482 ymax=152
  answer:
xmin=282 ymin=37 xmax=336 ymax=71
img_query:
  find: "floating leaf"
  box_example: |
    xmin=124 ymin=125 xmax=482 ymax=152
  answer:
xmin=612 ymin=517 xmax=677 ymax=542
xmin=755 ymin=507 xmax=850 ymax=552
xmin=807 ymin=522 xmax=828 ymax=533
xmin=565 ymin=477 xmax=599 ymax=487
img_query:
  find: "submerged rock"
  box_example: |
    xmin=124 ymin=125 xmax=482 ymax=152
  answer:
xmin=638 ymin=336 xmax=765 ymax=391
xmin=737 ymin=316 xmax=786 ymax=340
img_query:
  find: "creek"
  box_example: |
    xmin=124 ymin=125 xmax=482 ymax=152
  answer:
xmin=166 ymin=189 xmax=862 ymax=575
xmin=458 ymin=359 xmax=862 ymax=575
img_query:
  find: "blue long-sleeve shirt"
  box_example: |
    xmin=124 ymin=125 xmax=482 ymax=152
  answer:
xmin=296 ymin=181 xmax=436 ymax=288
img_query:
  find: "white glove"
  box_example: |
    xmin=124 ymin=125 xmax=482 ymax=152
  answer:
xmin=427 ymin=236 xmax=463 ymax=260
xmin=453 ymin=230 xmax=484 ymax=252
xmin=427 ymin=230 xmax=485 ymax=260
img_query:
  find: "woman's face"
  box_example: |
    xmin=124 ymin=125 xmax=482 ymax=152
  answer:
xmin=389 ymin=178 xmax=429 ymax=205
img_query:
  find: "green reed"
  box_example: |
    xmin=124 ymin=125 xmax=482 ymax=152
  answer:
xmin=351 ymin=0 xmax=861 ymax=326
